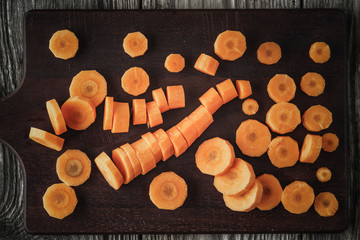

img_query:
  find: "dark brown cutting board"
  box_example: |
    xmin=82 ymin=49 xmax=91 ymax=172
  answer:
xmin=0 ymin=10 xmax=347 ymax=234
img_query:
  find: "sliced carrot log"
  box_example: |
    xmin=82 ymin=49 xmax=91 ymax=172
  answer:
xmin=111 ymin=102 xmax=130 ymax=133
xmin=166 ymin=85 xmax=185 ymax=109
xmin=176 ymin=117 xmax=198 ymax=147
xmin=236 ymin=80 xmax=252 ymax=99
xmin=322 ymin=133 xmax=339 ymax=152
xmin=300 ymin=72 xmax=326 ymax=97
xmin=132 ymin=99 xmax=147 ymax=125
xmin=242 ymin=98 xmax=259 ymax=116
xmin=214 ymin=30 xmax=247 ymax=61
xmin=131 ymin=139 xmax=156 ymax=175
xmin=49 ymin=29 xmax=78 ymax=60
xmin=198 ymin=87 xmax=223 ymax=114
xmin=281 ymin=181 xmax=315 ymax=214
xmin=46 ymin=99 xmax=67 ymax=135
xmin=316 ymin=167 xmax=332 ymax=182
xmin=267 ymin=74 xmax=296 ymax=103
xmin=265 ymin=102 xmax=301 ymax=134
xmin=121 ymin=67 xmax=149 ymax=96
xmin=256 ymin=174 xmax=283 ymax=211
xmin=166 ymin=126 xmax=188 ymax=157
xmin=103 ymin=96 xmax=114 ymax=130
xmin=257 ymin=42 xmax=281 ymax=65
xmin=123 ymin=31 xmax=148 ymax=58
xmin=29 ymin=127 xmax=64 ymax=151
xmin=94 ymin=152 xmax=124 ymax=190
xmin=299 ymin=134 xmax=322 ymax=163
xmin=309 ymin=42 xmax=330 ymax=63
xmin=153 ymin=128 xmax=175 ymax=161
xmin=188 ymin=105 xmax=214 ymax=136
xmin=152 ymin=88 xmax=170 ymax=113
xmin=267 ymin=136 xmax=299 ymax=168
xmin=314 ymin=192 xmax=338 ymax=217
xmin=302 ymin=105 xmax=332 ymax=132
xmin=142 ymin=132 xmax=163 ymax=163
xmin=194 ymin=53 xmax=219 ymax=76
xmin=120 ymin=143 xmax=142 ymax=177
xmin=215 ymin=79 xmax=238 ymax=103
xmin=164 ymin=54 xmax=185 ymax=73
xmin=146 ymin=101 xmax=163 ymax=128
xmin=112 ymin=147 xmax=135 ymax=184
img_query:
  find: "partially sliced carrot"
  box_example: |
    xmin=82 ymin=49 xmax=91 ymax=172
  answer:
xmin=166 ymin=85 xmax=185 ymax=109
xmin=300 ymin=72 xmax=326 ymax=97
xmin=120 ymin=143 xmax=142 ymax=177
xmin=164 ymin=54 xmax=185 ymax=73
xmin=242 ymin=98 xmax=259 ymax=116
xmin=194 ymin=53 xmax=219 ymax=76
xmin=146 ymin=101 xmax=163 ymax=128
xmin=236 ymin=80 xmax=252 ymax=99
xmin=256 ymin=174 xmax=283 ymax=211
xmin=267 ymin=136 xmax=299 ymax=168
xmin=112 ymin=147 xmax=135 ymax=184
xmin=265 ymin=102 xmax=301 ymax=134
xmin=152 ymin=88 xmax=170 ymax=113
xmin=281 ymin=181 xmax=314 ymax=214
xmin=142 ymin=132 xmax=163 ymax=163
xmin=46 ymin=99 xmax=67 ymax=135
xmin=166 ymin=126 xmax=188 ymax=157
xmin=309 ymin=42 xmax=330 ymax=63
xmin=49 ymin=29 xmax=78 ymax=60
xmin=215 ymin=79 xmax=238 ymax=104
xmin=302 ymin=105 xmax=332 ymax=132
xmin=316 ymin=167 xmax=332 ymax=182
xmin=132 ymin=99 xmax=147 ymax=125
xmin=198 ymin=87 xmax=223 ymax=114
xmin=257 ymin=42 xmax=281 ymax=65
xmin=131 ymin=139 xmax=156 ymax=175
xmin=314 ymin=192 xmax=338 ymax=217
xmin=29 ymin=127 xmax=64 ymax=151
xmin=188 ymin=105 xmax=214 ymax=137
xmin=103 ymin=96 xmax=114 ymax=130
xmin=123 ymin=31 xmax=148 ymax=58
xmin=214 ymin=30 xmax=247 ymax=61
xmin=153 ymin=128 xmax=175 ymax=161
xmin=299 ymin=134 xmax=322 ymax=163
xmin=267 ymin=74 xmax=296 ymax=103
xmin=94 ymin=152 xmax=124 ymax=190
xmin=111 ymin=102 xmax=130 ymax=133
xmin=175 ymin=117 xmax=198 ymax=147
xmin=322 ymin=133 xmax=339 ymax=152
xmin=121 ymin=67 xmax=150 ymax=96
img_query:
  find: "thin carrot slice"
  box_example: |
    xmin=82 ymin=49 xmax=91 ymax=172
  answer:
xmin=131 ymin=139 xmax=156 ymax=175
xmin=49 ymin=29 xmax=78 ymax=60
xmin=103 ymin=97 xmax=114 ymax=130
xmin=188 ymin=105 xmax=214 ymax=136
xmin=299 ymin=134 xmax=322 ymax=163
xmin=111 ymin=102 xmax=130 ymax=133
xmin=281 ymin=181 xmax=315 ymax=214
xmin=166 ymin=126 xmax=188 ymax=157
xmin=265 ymin=102 xmax=301 ymax=134
xmin=314 ymin=192 xmax=338 ymax=217
xmin=316 ymin=167 xmax=332 ymax=182
xmin=152 ymin=88 xmax=170 ymax=113
xmin=29 ymin=127 xmax=64 ymax=151
xmin=164 ymin=54 xmax=185 ymax=73
xmin=121 ymin=67 xmax=150 ymax=96
xmin=322 ymin=133 xmax=339 ymax=152
xmin=120 ymin=143 xmax=142 ymax=177
xmin=300 ymin=72 xmax=326 ymax=97
xmin=199 ymin=87 xmax=223 ymax=114
xmin=132 ymin=99 xmax=147 ymax=125
xmin=153 ymin=128 xmax=175 ymax=161
xmin=112 ymin=147 xmax=135 ymax=184
xmin=46 ymin=99 xmax=67 ymax=135
xmin=257 ymin=42 xmax=281 ymax=65
xmin=166 ymin=85 xmax=185 ymax=109
xmin=146 ymin=101 xmax=163 ymax=128
xmin=214 ymin=30 xmax=247 ymax=61
xmin=236 ymin=80 xmax=252 ymax=99
xmin=194 ymin=53 xmax=219 ymax=76
xmin=215 ymin=79 xmax=238 ymax=103
xmin=94 ymin=152 xmax=124 ymax=190
xmin=267 ymin=74 xmax=296 ymax=103
xmin=142 ymin=132 xmax=163 ymax=163
xmin=309 ymin=42 xmax=330 ymax=63
xmin=256 ymin=174 xmax=283 ymax=211
xmin=123 ymin=31 xmax=148 ymax=58
xmin=267 ymin=136 xmax=299 ymax=168
xmin=176 ymin=117 xmax=198 ymax=147
xmin=302 ymin=105 xmax=332 ymax=132
xmin=242 ymin=98 xmax=259 ymax=116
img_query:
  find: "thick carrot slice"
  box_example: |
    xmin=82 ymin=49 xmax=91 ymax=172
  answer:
xmin=242 ymin=98 xmax=259 ymax=116
xmin=166 ymin=126 xmax=188 ymax=157
xmin=152 ymin=88 xmax=170 ymax=113
xmin=94 ymin=152 xmax=124 ymax=190
xmin=103 ymin=97 xmax=114 ymax=130
xmin=132 ymin=99 xmax=147 ymax=125
xmin=131 ymin=139 xmax=156 ymax=175
xmin=214 ymin=30 xmax=247 ymax=61
xmin=236 ymin=119 xmax=271 ymax=157
xmin=42 ymin=183 xmax=77 ymax=219
xmin=300 ymin=72 xmax=326 ymax=97
xmin=215 ymin=79 xmax=238 ymax=103
xmin=112 ymin=147 xmax=135 ymax=184
xmin=146 ymin=101 xmax=163 ymax=128
xmin=195 ymin=137 xmax=235 ymax=176
xmin=302 ymin=105 xmax=332 ymax=132
xmin=164 ymin=54 xmax=185 ymax=73
xmin=314 ymin=192 xmax=338 ymax=217
xmin=256 ymin=174 xmax=283 ymax=211
xmin=61 ymin=96 xmax=96 ymax=131
xmin=175 ymin=117 xmax=198 ymax=147
xmin=166 ymin=85 xmax=185 ymax=109
xmin=316 ymin=167 xmax=332 ymax=182
xmin=198 ymin=87 xmax=223 ymax=114
xmin=153 ymin=128 xmax=175 ymax=161
xmin=281 ymin=181 xmax=315 ymax=214
xmin=29 ymin=127 xmax=64 ymax=151
xmin=121 ymin=67 xmax=150 ymax=96
xmin=111 ymin=102 xmax=130 ymax=133
xmin=299 ymin=134 xmax=322 ymax=163
xmin=267 ymin=136 xmax=299 ymax=168
xmin=309 ymin=42 xmax=330 ymax=63
xmin=142 ymin=132 xmax=163 ymax=163
xmin=120 ymin=143 xmax=142 ymax=177
xmin=322 ymin=133 xmax=339 ymax=152
xmin=223 ymin=179 xmax=263 ymax=212
xmin=123 ymin=31 xmax=148 ymax=58
xmin=213 ymin=158 xmax=255 ymax=196
xmin=46 ymin=99 xmax=67 ymax=135
xmin=69 ymin=70 xmax=107 ymax=107
xmin=194 ymin=53 xmax=219 ymax=76
xmin=149 ymin=171 xmax=188 ymax=210
xmin=49 ymin=29 xmax=78 ymax=60
xmin=257 ymin=42 xmax=281 ymax=65
xmin=56 ymin=149 xmax=91 ymax=186
xmin=188 ymin=105 xmax=214 ymax=136
xmin=236 ymin=80 xmax=252 ymax=99
xmin=267 ymin=74 xmax=296 ymax=103
xmin=265 ymin=102 xmax=301 ymax=134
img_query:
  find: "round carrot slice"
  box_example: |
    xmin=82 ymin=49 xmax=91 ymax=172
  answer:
xmin=123 ymin=31 xmax=148 ymax=58
xmin=267 ymin=74 xmax=296 ymax=103
xmin=257 ymin=42 xmax=281 ymax=65
xmin=121 ymin=67 xmax=150 ymax=96
xmin=316 ymin=167 xmax=332 ymax=182
xmin=49 ymin=29 xmax=78 ymax=60
xmin=256 ymin=174 xmax=283 ymax=211
xmin=236 ymin=119 xmax=272 ymax=157
xmin=302 ymin=105 xmax=332 ymax=132
xmin=314 ymin=192 xmax=338 ymax=217
xmin=214 ymin=30 xmax=247 ymax=61
xmin=267 ymin=136 xmax=299 ymax=168
xmin=242 ymin=98 xmax=259 ymax=115
xmin=195 ymin=137 xmax=235 ymax=176
xmin=266 ymin=102 xmax=301 ymax=134
xmin=61 ymin=96 xmax=96 ymax=130
xmin=309 ymin=42 xmax=330 ymax=63
xmin=300 ymin=72 xmax=325 ymax=97
xmin=164 ymin=54 xmax=185 ymax=73
xmin=149 ymin=171 xmax=188 ymax=210
xmin=322 ymin=133 xmax=339 ymax=152
xmin=281 ymin=181 xmax=315 ymax=214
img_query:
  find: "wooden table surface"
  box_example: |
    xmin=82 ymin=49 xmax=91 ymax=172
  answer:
xmin=0 ymin=0 xmax=359 ymax=239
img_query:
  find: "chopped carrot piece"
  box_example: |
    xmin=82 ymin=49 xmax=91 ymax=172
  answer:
xmin=112 ymin=147 xmax=135 ymax=184
xmin=46 ymin=99 xmax=67 ymax=135
xmin=309 ymin=42 xmax=330 ymax=63
xmin=281 ymin=181 xmax=315 ymax=214
xmin=132 ymin=99 xmax=147 ymax=125
xmin=256 ymin=174 xmax=283 ymax=211
xmin=267 ymin=136 xmax=299 ymax=168
xmin=242 ymin=98 xmax=259 ymax=115
xmin=302 ymin=105 xmax=332 ymax=132
xmin=215 ymin=79 xmax=238 ymax=103
xmin=188 ymin=105 xmax=213 ymax=136
xmin=300 ymin=72 xmax=326 ymax=97
xmin=176 ymin=117 xmax=198 ymax=147
xmin=103 ymin=97 xmax=114 ymax=130
xmin=316 ymin=167 xmax=332 ymax=182
xmin=267 ymin=74 xmax=296 ymax=103
xmin=257 ymin=42 xmax=281 ymax=65
xmin=214 ymin=30 xmax=247 ymax=61
xmin=265 ymin=102 xmax=301 ymax=134
xmin=299 ymin=134 xmax=322 ymax=163
xmin=198 ymin=87 xmax=223 ymax=114
xmin=120 ymin=143 xmax=142 ymax=177
xmin=131 ymin=139 xmax=156 ymax=175
xmin=111 ymin=102 xmax=130 ymax=133
xmin=166 ymin=126 xmax=188 ymax=157
xmin=94 ymin=152 xmax=124 ymax=190
xmin=314 ymin=192 xmax=338 ymax=217
xmin=164 ymin=54 xmax=185 ymax=73
xmin=146 ymin=101 xmax=163 ymax=128
xmin=123 ymin=31 xmax=148 ymax=58
xmin=236 ymin=80 xmax=252 ymax=99
xmin=142 ymin=132 xmax=163 ymax=163
xmin=29 ymin=127 xmax=64 ymax=151
xmin=153 ymin=128 xmax=175 ymax=161
xmin=152 ymin=88 xmax=170 ymax=113
xmin=194 ymin=53 xmax=219 ymax=76
xmin=166 ymin=85 xmax=185 ymax=109
xmin=49 ymin=29 xmax=78 ymax=60
xmin=322 ymin=133 xmax=339 ymax=152
xmin=121 ymin=67 xmax=149 ymax=96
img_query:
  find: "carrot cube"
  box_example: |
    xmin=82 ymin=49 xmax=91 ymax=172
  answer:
xmin=194 ymin=53 xmax=219 ymax=76
xmin=166 ymin=85 xmax=185 ymax=109
xmin=236 ymin=80 xmax=252 ymax=99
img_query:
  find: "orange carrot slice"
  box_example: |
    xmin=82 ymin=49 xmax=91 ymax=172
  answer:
xmin=166 ymin=126 xmax=188 ymax=157
xmin=103 ymin=96 xmax=114 ymax=130
xmin=256 ymin=174 xmax=283 ymax=211
xmin=152 ymin=88 xmax=170 ymax=113
xmin=322 ymin=133 xmax=339 ymax=152
xmin=46 ymin=99 xmax=67 ymax=135
xmin=299 ymin=134 xmax=322 ymax=163
xmin=199 ymin=87 xmax=223 ymax=114
xmin=176 ymin=117 xmax=198 ymax=147
xmin=94 ymin=152 xmax=124 ymax=190
xmin=314 ymin=192 xmax=338 ymax=217
xmin=281 ymin=181 xmax=314 ymax=214
xmin=112 ymin=147 xmax=135 ymax=184
xmin=49 ymin=29 xmax=78 ymax=60
xmin=29 ymin=127 xmax=64 ymax=151
xmin=132 ymin=99 xmax=147 ymax=125
xmin=242 ymin=98 xmax=259 ymax=116
xmin=257 ymin=42 xmax=281 ymax=65
xmin=265 ymin=102 xmax=301 ymax=134
xmin=309 ymin=42 xmax=330 ymax=63
xmin=215 ymin=79 xmax=238 ymax=103
xmin=111 ymin=102 xmax=130 ymax=133
xmin=214 ymin=30 xmax=247 ymax=61
xmin=131 ymin=139 xmax=156 ymax=175
xmin=146 ymin=101 xmax=163 ymax=128
xmin=142 ymin=132 xmax=163 ymax=163
xmin=188 ymin=105 xmax=213 ymax=136
xmin=153 ymin=128 xmax=175 ymax=161
xmin=121 ymin=67 xmax=149 ymax=96
xmin=302 ymin=105 xmax=332 ymax=132
xmin=316 ymin=167 xmax=332 ymax=182
xmin=236 ymin=80 xmax=252 ymax=99
xmin=166 ymin=85 xmax=185 ymax=109
xmin=300 ymin=72 xmax=326 ymax=97
xmin=120 ymin=143 xmax=142 ymax=177
xmin=267 ymin=136 xmax=299 ymax=168
xmin=164 ymin=54 xmax=185 ymax=73
xmin=123 ymin=32 xmax=148 ymax=58
xmin=267 ymin=74 xmax=296 ymax=103
xmin=194 ymin=53 xmax=219 ymax=76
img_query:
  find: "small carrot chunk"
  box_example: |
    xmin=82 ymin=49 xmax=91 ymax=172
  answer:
xmin=103 ymin=97 xmax=114 ymax=130
xmin=215 ymin=79 xmax=238 ymax=103
xmin=49 ymin=29 xmax=78 ymax=60
xmin=29 ymin=127 xmax=64 ymax=151
xmin=199 ymin=87 xmax=223 ymax=114
xmin=188 ymin=105 xmax=214 ymax=136
xmin=120 ymin=143 xmax=142 ymax=177
xmin=242 ymin=98 xmax=259 ymax=116
xmin=194 ymin=53 xmax=219 ymax=76
xmin=267 ymin=136 xmax=299 ymax=168
xmin=309 ymin=42 xmax=330 ymax=63
xmin=153 ymin=128 xmax=175 ymax=161
xmin=281 ymin=181 xmax=315 ymax=214
xmin=322 ymin=133 xmax=339 ymax=152
xmin=112 ymin=147 xmax=135 ymax=184
xmin=121 ymin=67 xmax=150 ymax=96
xmin=166 ymin=126 xmax=188 ymax=157
xmin=256 ymin=174 xmax=283 ymax=211
xmin=46 ymin=99 xmax=67 ymax=135
xmin=257 ymin=42 xmax=281 ymax=65
xmin=123 ymin=31 xmax=148 ymax=58
xmin=265 ymin=102 xmax=301 ymax=134
xmin=131 ymin=139 xmax=156 ymax=175
xmin=111 ymin=102 xmax=130 ymax=133
xmin=142 ymin=132 xmax=163 ymax=163
xmin=152 ymin=88 xmax=170 ymax=113
xmin=164 ymin=54 xmax=185 ymax=73
xmin=132 ymin=99 xmax=147 ymax=125
xmin=267 ymin=74 xmax=296 ymax=103
xmin=300 ymin=72 xmax=326 ymax=97
xmin=175 ymin=117 xmax=198 ymax=147
xmin=314 ymin=192 xmax=338 ymax=217
xmin=146 ymin=101 xmax=163 ymax=128
xmin=302 ymin=105 xmax=332 ymax=132
xmin=299 ymin=134 xmax=322 ymax=163
xmin=166 ymin=85 xmax=185 ymax=109
xmin=316 ymin=167 xmax=332 ymax=182
xmin=236 ymin=80 xmax=252 ymax=99
xmin=214 ymin=30 xmax=247 ymax=61
xmin=94 ymin=152 xmax=124 ymax=190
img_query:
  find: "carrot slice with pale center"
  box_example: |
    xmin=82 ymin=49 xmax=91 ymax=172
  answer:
xmin=242 ymin=98 xmax=259 ymax=116
xmin=121 ymin=67 xmax=150 ymax=96
xmin=267 ymin=136 xmax=299 ymax=168
xmin=256 ymin=174 xmax=283 ymax=211
xmin=322 ymin=133 xmax=339 ymax=152
xmin=316 ymin=167 xmax=332 ymax=182
xmin=49 ymin=29 xmax=78 ymax=60
xmin=123 ymin=32 xmax=148 ymax=58
xmin=257 ymin=42 xmax=281 ymax=65
xmin=302 ymin=105 xmax=332 ymax=132
xmin=164 ymin=54 xmax=185 ymax=73
xmin=29 ymin=127 xmax=64 ymax=151
xmin=214 ymin=30 xmax=247 ymax=61
xmin=265 ymin=102 xmax=301 ymax=134
xmin=267 ymin=74 xmax=296 ymax=103
xmin=94 ymin=152 xmax=124 ymax=190
xmin=153 ymin=128 xmax=175 ymax=161
xmin=314 ymin=192 xmax=338 ymax=217
xmin=309 ymin=42 xmax=330 ymax=63
xmin=281 ymin=181 xmax=315 ymax=214
xmin=300 ymin=72 xmax=326 ymax=97
xmin=46 ymin=99 xmax=67 ymax=135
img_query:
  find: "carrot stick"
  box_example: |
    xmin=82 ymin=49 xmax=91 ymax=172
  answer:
xmin=103 ymin=96 xmax=114 ymax=130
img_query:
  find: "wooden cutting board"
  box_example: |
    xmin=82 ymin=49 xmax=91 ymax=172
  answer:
xmin=0 ymin=9 xmax=347 ymax=234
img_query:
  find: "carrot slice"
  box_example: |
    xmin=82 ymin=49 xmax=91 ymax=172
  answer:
xmin=198 ymin=87 xmax=223 ymax=114
xmin=267 ymin=74 xmax=296 ymax=103
xmin=153 ymin=128 xmax=175 ymax=161
xmin=302 ymin=105 xmax=332 ymax=132
xmin=146 ymin=101 xmax=163 ymax=128
xmin=176 ymin=117 xmax=198 ymax=147
xmin=256 ymin=174 xmax=283 ymax=211
xmin=94 ymin=152 xmax=124 ymax=190
xmin=123 ymin=31 xmax=148 ymax=58
xmin=152 ymin=88 xmax=170 ymax=113
xmin=149 ymin=171 xmax=188 ymax=210
xmin=316 ymin=167 xmax=332 ymax=182
xmin=121 ymin=67 xmax=150 ymax=96
xmin=103 ymin=97 xmax=114 ymax=130
xmin=215 ymin=79 xmax=238 ymax=103
xmin=42 ymin=183 xmax=77 ymax=219
xmin=314 ymin=192 xmax=338 ymax=217
xmin=120 ymin=143 xmax=142 ymax=177
xmin=166 ymin=126 xmax=188 ymax=157
xmin=56 ymin=149 xmax=91 ymax=186
xmin=322 ymin=133 xmax=339 ymax=152
xmin=223 ymin=179 xmax=263 ymax=212
xmin=61 ymin=96 xmax=96 ymax=131
xmin=309 ymin=42 xmax=330 ymax=63
xmin=214 ymin=30 xmax=247 ymax=61
xmin=142 ymin=132 xmax=163 ymax=163
xmin=111 ymin=102 xmax=130 ymax=133
xmin=69 ymin=70 xmax=107 ymax=107
xmin=29 ymin=127 xmax=64 ymax=151
xmin=265 ymin=102 xmax=301 ymax=134
xmin=300 ymin=72 xmax=326 ymax=97
xmin=236 ymin=80 xmax=252 ymax=99
xmin=112 ymin=147 xmax=135 ymax=184
xmin=46 ymin=99 xmax=67 ymax=135
xmin=267 ymin=136 xmax=299 ymax=168
xmin=242 ymin=98 xmax=259 ymax=116
xmin=213 ymin=158 xmax=255 ymax=196
xmin=164 ymin=54 xmax=185 ymax=73
xmin=166 ymin=85 xmax=185 ymax=109
xmin=299 ymin=134 xmax=322 ymax=163
xmin=132 ymin=99 xmax=147 ymax=125
xmin=281 ymin=181 xmax=314 ymax=214
xmin=257 ymin=42 xmax=281 ymax=65
xmin=131 ymin=139 xmax=156 ymax=175
xmin=188 ymin=105 xmax=214 ymax=136
xmin=194 ymin=53 xmax=219 ymax=76
xmin=236 ymin=119 xmax=271 ymax=157
xmin=49 ymin=29 xmax=78 ymax=60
